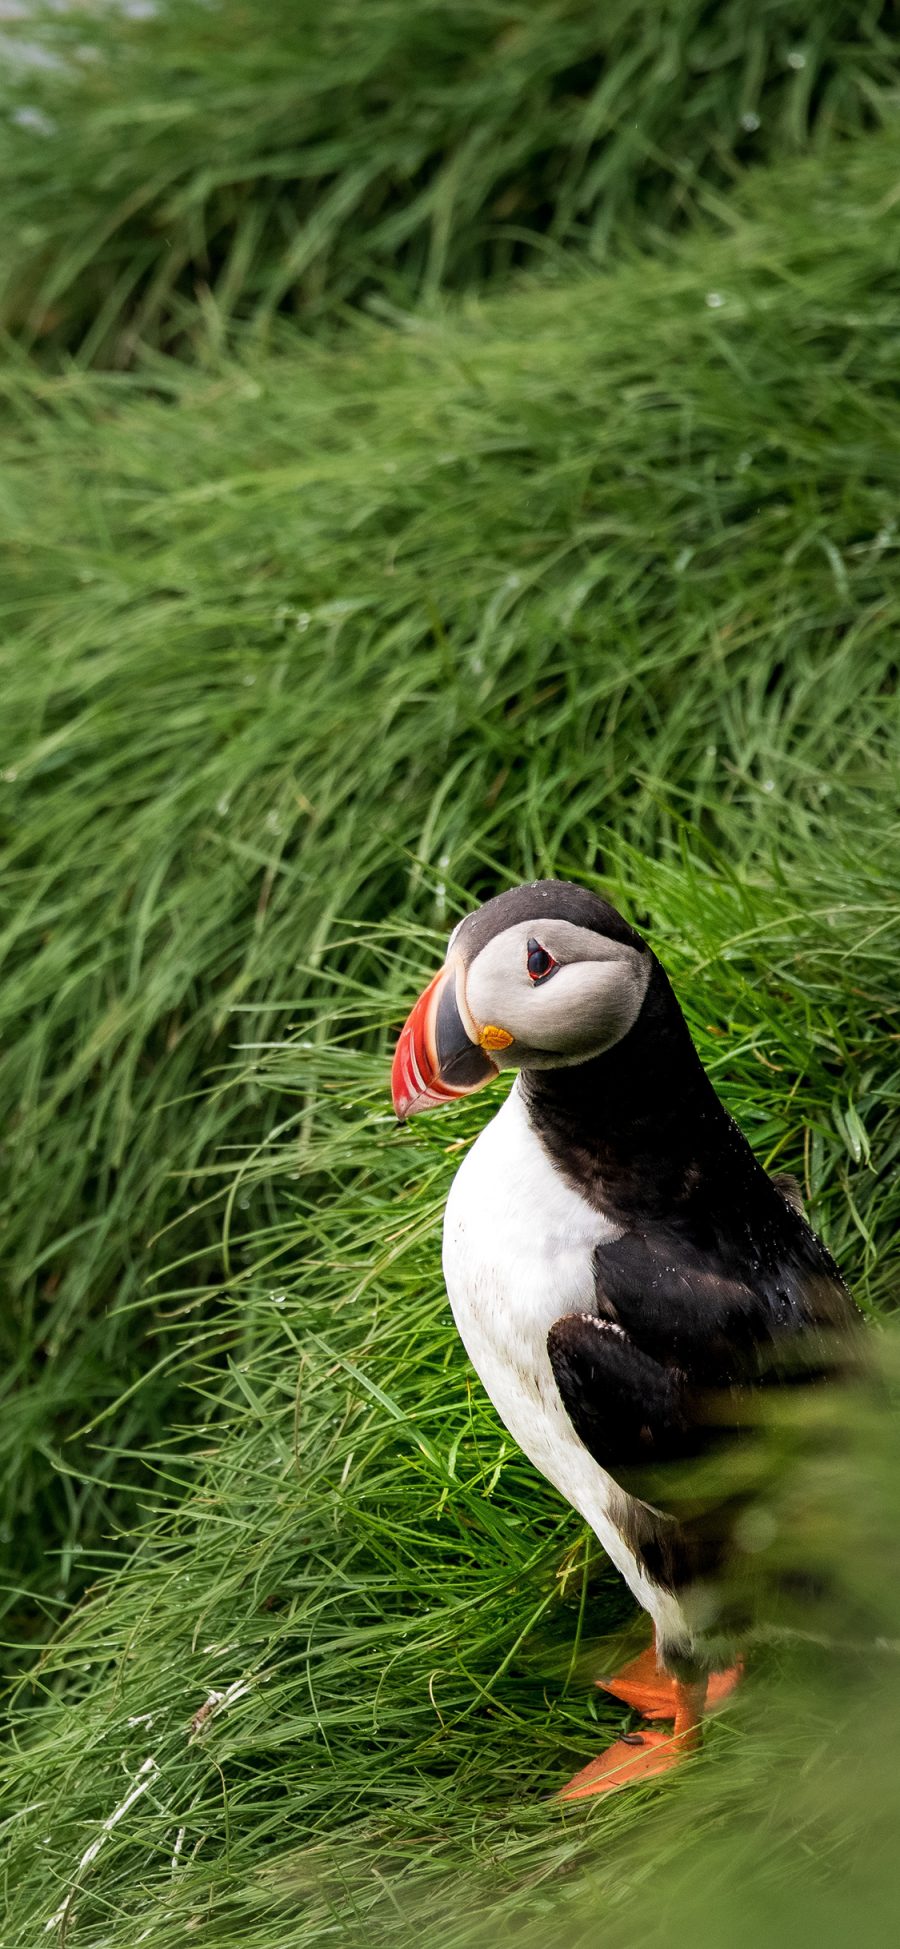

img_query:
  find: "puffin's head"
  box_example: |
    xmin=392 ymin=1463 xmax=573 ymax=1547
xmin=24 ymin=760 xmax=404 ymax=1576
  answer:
xmin=391 ymin=880 xmax=652 ymax=1119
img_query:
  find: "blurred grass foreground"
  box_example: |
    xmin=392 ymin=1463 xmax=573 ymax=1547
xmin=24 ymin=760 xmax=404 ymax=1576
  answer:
xmin=1 ymin=5 xmax=900 ymax=1946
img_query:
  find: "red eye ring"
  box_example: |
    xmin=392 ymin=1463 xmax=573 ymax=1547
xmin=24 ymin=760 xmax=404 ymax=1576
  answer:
xmin=526 ymin=937 xmax=557 ymax=984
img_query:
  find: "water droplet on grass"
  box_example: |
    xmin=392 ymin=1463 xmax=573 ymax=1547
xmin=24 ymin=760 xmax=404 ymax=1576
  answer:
xmin=11 ymin=106 xmax=57 ymax=137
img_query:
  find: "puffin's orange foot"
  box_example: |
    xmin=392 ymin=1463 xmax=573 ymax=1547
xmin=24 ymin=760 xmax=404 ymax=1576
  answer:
xmin=558 ymin=1726 xmax=692 ymax=1801
xmin=595 ymin=1644 xmax=676 ymax=1720
xmin=597 ymin=1645 xmax=742 ymax=1720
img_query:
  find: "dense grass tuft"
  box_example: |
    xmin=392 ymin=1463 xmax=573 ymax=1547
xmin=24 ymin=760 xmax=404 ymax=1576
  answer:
xmin=1 ymin=0 xmax=897 ymax=362
xmin=2 ymin=101 xmax=900 ymax=1949
xmin=3 ymin=127 xmax=900 ymax=1661
xmin=3 ymin=849 xmax=899 ymax=1946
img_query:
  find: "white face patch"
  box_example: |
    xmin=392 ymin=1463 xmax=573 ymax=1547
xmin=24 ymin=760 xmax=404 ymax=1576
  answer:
xmin=463 ymin=917 xmax=651 ymax=1066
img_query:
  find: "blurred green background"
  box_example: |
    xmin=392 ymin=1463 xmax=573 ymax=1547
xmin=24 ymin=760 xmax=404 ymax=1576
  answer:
xmin=1 ymin=4 xmax=899 ymax=1944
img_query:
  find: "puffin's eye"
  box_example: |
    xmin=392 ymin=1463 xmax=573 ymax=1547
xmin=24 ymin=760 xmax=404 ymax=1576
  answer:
xmin=526 ymin=937 xmax=557 ymax=984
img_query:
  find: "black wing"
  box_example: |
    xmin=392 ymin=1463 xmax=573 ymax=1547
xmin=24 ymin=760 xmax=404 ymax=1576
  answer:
xmin=546 ymin=1314 xmax=699 ymax=1469
xmin=547 ymin=1216 xmax=861 ymax=1534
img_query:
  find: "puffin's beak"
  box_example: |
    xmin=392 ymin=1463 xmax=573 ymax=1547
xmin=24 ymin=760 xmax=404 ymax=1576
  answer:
xmin=392 ymin=965 xmax=498 ymax=1119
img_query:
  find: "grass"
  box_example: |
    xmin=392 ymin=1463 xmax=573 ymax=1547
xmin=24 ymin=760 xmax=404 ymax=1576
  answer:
xmin=4 ymin=126 xmax=900 ymax=1653
xmin=1 ymin=0 xmax=897 ymax=362
xmin=1 ymin=79 xmax=900 ymax=1949
xmin=3 ymin=851 xmax=899 ymax=1947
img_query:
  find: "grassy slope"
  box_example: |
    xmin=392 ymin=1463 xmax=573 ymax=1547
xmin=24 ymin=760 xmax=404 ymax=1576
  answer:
xmin=2 ymin=132 xmax=900 ymax=1944
xmin=1 ymin=0 xmax=896 ymax=361
xmin=4 ymin=126 xmax=900 ymax=1643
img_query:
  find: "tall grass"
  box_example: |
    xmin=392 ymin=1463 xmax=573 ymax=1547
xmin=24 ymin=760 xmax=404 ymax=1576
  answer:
xmin=2 ymin=124 xmax=900 ymax=1949
xmin=3 ymin=127 xmax=900 ymax=1660
xmin=1 ymin=0 xmax=896 ymax=362
xmin=3 ymin=850 xmax=898 ymax=1946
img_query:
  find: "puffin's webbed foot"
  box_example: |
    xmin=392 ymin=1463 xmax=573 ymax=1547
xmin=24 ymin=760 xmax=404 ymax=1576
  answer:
xmin=597 ymin=1638 xmax=741 ymax=1720
xmin=558 ymin=1656 xmax=738 ymax=1801
xmin=558 ymin=1721 xmax=697 ymax=1800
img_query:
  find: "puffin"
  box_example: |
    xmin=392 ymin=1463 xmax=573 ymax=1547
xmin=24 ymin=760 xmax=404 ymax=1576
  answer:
xmin=391 ymin=879 xmax=861 ymax=1798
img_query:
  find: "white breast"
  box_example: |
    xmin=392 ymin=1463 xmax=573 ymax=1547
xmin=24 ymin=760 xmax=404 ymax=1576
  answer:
xmin=442 ymin=1080 xmax=686 ymax=1636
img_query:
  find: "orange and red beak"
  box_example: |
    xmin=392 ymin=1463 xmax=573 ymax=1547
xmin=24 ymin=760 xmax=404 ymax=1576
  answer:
xmin=391 ymin=964 xmax=498 ymax=1119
